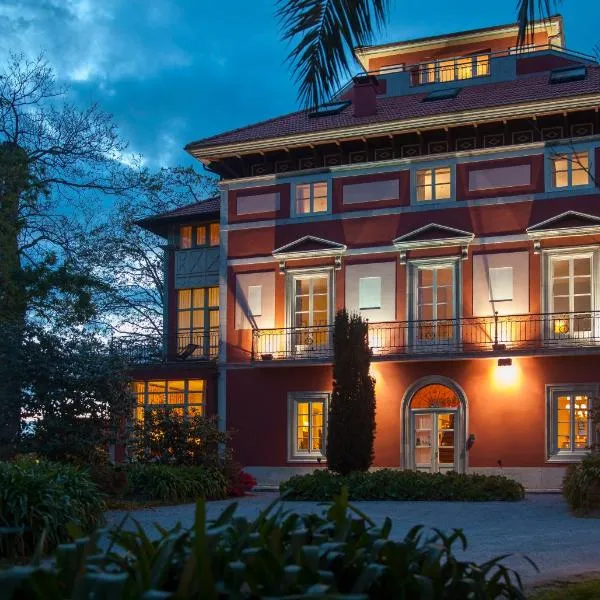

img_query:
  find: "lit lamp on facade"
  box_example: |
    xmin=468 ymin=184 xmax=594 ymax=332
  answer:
xmin=493 ymin=357 xmax=519 ymax=387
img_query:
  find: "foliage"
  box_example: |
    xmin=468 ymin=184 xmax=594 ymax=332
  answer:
xmin=226 ymin=470 xmax=257 ymax=497
xmin=280 ymin=469 xmax=526 ymax=501
xmin=17 ymin=326 xmax=134 ymax=465
xmin=0 ymin=490 xmax=533 ymax=599
xmin=562 ymin=455 xmax=600 ymax=515
xmin=122 ymin=464 xmax=227 ymax=503
xmin=131 ymin=411 xmax=232 ymax=468
xmin=277 ymin=0 xmax=390 ymax=109
xmin=327 ymin=309 xmax=376 ymax=475
xmin=0 ymin=458 xmax=104 ymax=558
xmin=529 ymin=579 xmax=600 ymax=600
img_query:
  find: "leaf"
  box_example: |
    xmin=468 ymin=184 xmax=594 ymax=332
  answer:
xmin=277 ymin=0 xmax=391 ymax=109
xmin=193 ymin=498 xmax=217 ymax=600
xmin=516 ymin=0 xmax=553 ymax=46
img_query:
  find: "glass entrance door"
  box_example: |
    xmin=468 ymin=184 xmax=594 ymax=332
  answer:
xmin=413 ymin=411 xmax=456 ymax=473
xmin=292 ymin=274 xmax=330 ymax=355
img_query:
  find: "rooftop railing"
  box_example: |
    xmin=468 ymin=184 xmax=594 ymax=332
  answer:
xmin=251 ymin=311 xmax=600 ymax=362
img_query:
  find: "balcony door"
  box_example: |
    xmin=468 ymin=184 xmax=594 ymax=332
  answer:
xmin=291 ymin=271 xmax=331 ymax=356
xmin=410 ymin=262 xmax=458 ymax=350
xmin=547 ymin=253 xmax=594 ymax=342
xmin=413 ymin=411 xmax=457 ymax=473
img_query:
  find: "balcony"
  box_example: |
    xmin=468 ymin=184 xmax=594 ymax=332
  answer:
xmin=251 ymin=311 xmax=600 ymax=363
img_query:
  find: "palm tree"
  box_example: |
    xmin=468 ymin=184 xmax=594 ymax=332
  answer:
xmin=277 ymin=0 xmax=554 ymax=109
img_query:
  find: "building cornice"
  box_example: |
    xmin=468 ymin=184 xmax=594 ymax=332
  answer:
xmin=189 ymin=93 xmax=600 ymax=163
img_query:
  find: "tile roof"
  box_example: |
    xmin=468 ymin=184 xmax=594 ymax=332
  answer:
xmin=187 ymin=66 xmax=600 ymax=151
xmin=137 ymin=196 xmax=220 ymax=237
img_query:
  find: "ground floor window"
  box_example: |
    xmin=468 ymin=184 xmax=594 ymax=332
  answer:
xmin=547 ymin=384 xmax=596 ymax=461
xmin=288 ymin=392 xmax=328 ymax=461
xmin=133 ymin=379 xmax=205 ymax=421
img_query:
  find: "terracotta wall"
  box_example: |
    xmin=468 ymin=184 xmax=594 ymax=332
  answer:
xmin=227 ymin=354 xmax=599 ymax=469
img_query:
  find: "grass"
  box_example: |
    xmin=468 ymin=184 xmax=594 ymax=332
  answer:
xmin=529 ymin=579 xmax=600 ymax=599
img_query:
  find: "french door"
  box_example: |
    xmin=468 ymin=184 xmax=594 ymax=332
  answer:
xmin=548 ymin=254 xmax=594 ymax=341
xmin=413 ymin=410 xmax=457 ymax=473
xmin=413 ymin=264 xmax=457 ymax=349
xmin=292 ymin=273 xmax=330 ymax=355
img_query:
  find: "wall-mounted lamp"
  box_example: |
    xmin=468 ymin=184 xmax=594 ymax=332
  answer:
xmin=497 ymin=357 xmax=512 ymax=367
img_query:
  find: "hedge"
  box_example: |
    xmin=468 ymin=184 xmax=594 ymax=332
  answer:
xmin=563 ymin=455 xmax=600 ymax=515
xmin=280 ymin=469 xmax=525 ymax=501
xmin=0 ymin=490 xmax=531 ymax=599
xmin=0 ymin=458 xmax=104 ymax=557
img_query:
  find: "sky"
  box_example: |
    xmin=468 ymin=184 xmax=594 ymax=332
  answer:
xmin=1 ymin=0 xmax=598 ymax=173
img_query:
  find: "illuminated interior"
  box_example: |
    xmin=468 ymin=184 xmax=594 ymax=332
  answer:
xmin=296 ymin=400 xmax=324 ymax=453
xmin=177 ymin=287 xmax=219 ymax=357
xmin=557 ymin=394 xmax=589 ymax=451
xmin=134 ymin=379 xmax=205 ymax=421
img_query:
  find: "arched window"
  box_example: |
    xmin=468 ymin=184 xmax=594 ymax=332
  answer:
xmin=410 ymin=383 xmax=460 ymax=409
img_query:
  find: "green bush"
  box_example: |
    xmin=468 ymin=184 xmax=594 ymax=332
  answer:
xmin=123 ymin=464 xmax=227 ymax=503
xmin=0 ymin=458 xmax=104 ymax=557
xmin=280 ymin=469 xmax=525 ymax=501
xmin=0 ymin=490 xmax=532 ymax=599
xmin=563 ymin=455 xmax=600 ymax=515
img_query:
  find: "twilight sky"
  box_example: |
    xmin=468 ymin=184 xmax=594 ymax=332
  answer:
xmin=2 ymin=0 xmax=598 ymax=174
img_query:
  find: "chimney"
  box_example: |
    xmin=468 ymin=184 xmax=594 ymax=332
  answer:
xmin=352 ymin=75 xmax=378 ymax=117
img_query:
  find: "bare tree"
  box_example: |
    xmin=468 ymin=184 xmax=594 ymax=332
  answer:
xmin=0 ymin=53 xmax=135 ymax=454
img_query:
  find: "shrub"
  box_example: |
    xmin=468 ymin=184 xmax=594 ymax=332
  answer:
xmin=0 ymin=458 xmax=104 ymax=557
xmin=123 ymin=464 xmax=227 ymax=503
xmin=88 ymin=463 xmax=128 ymax=497
xmin=280 ymin=469 xmax=525 ymax=501
xmin=327 ymin=309 xmax=376 ymax=474
xmin=1 ymin=490 xmax=532 ymax=599
xmin=563 ymin=455 xmax=600 ymax=515
xmin=226 ymin=469 xmax=257 ymax=497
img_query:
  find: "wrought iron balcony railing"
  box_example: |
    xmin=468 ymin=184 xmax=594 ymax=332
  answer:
xmin=251 ymin=311 xmax=600 ymax=362
xmin=177 ymin=329 xmax=219 ymax=360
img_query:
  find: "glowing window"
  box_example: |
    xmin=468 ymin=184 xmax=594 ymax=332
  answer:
xmin=295 ymin=182 xmax=328 ymax=215
xmin=133 ymin=379 xmax=205 ymax=421
xmin=289 ymin=393 xmax=328 ymax=459
xmin=177 ymin=287 xmax=219 ymax=358
xmin=179 ymin=223 xmax=220 ymax=248
xmin=551 ymin=152 xmax=590 ymax=188
xmin=416 ymin=167 xmax=452 ymax=202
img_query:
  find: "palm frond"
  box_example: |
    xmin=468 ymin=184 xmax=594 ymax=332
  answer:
xmin=516 ymin=0 xmax=554 ymax=46
xmin=277 ymin=0 xmax=391 ymax=109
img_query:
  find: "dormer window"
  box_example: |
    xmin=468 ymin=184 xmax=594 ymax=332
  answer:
xmin=179 ymin=223 xmax=219 ymax=249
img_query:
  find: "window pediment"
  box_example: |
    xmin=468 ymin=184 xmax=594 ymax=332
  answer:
xmin=272 ymin=235 xmax=347 ymax=260
xmin=527 ymin=211 xmax=600 ymax=240
xmin=393 ymin=223 xmax=474 ymax=251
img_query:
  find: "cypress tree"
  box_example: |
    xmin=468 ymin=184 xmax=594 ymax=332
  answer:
xmin=326 ymin=309 xmax=376 ymax=474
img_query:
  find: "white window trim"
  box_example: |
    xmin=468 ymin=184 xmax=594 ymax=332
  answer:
xmin=546 ymin=383 xmax=598 ymax=462
xmin=291 ymin=176 xmax=333 ymax=217
xmin=411 ymin=163 xmax=455 ymax=205
xmin=287 ymin=392 xmax=330 ymax=462
xmin=545 ymin=143 xmax=596 ymax=193
xmin=285 ymin=267 xmax=335 ymax=329
xmin=406 ymin=257 xmax=462 ymax=347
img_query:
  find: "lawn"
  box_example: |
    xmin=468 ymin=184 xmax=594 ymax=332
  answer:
xmin=530 ymin=579 xmax=600 ymax=599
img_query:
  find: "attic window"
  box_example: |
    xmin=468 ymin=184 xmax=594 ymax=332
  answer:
xmin=308 ymin=101 xmax=351 ymax=118
xmin=549 ymin=66 xmax=587 ymax=84
xmin=423 ymin=88 xmax=460 ymax=102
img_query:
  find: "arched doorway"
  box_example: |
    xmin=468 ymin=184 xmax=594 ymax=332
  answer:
xmin=402 ymin=377 xmax=467 ymax=473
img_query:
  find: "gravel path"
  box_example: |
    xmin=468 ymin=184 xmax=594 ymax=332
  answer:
xmin=105 ymin=493 xmax=600 ymax=585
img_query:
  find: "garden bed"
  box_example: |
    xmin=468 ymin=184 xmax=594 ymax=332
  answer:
xmin=280 ymin=469 xmax=525 ymax=501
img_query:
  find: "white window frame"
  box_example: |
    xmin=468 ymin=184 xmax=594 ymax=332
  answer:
xmin=546 ymin=384 xmax=597 ymax=462
xmin=412 ymin=164 xmax=455 ymax=204
xmin=286 ymin=267 xmax=335 ymax=329
xmin=542 ymin=247 xmax=600 ymax=341
xmin=292 ymin=179 xmax=331 ymax=217
xmin=288 ymin=392 xmax=329 ymax=462
xmin=546 ymin=144 xmax=595 ymax=192
xmin=407 ymin=257 xmax=461 ymax=348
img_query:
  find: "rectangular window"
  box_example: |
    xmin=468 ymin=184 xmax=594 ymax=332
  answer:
xmin=342 ymin=179 xmax=399 ymax=205
xmin=177 ymin=287 xmax=219 ymax=358
xmin=489 ymin=267 xmax=513 ymax=302
xmin=551 ymin=152 xmax=590 ymax=188
xmin=247 ymin=285 xmax=262 ymax=316
xmin=418 ymin=53 xmax=489 ymax=84
xmin=134 ymin=379 xmax=205 ymax=421
xmin=548 ymin=386 xmax=595 ymax=460
xmin=179 ymin=223 xmax=219 ymax=248
xmin=291 ymin=273 xmax=331 ymax=352
xmin=289 ymin=393 xmax=328 ymax=460
xmin=416 ymin=167 xmax=451 ymax=202
xmin=468 ymin=164 xmax=531 ymax=191
xmin=549 ymin=254 xmax=592 ymax=337
xmin=414 ymin=264 xmax=455 ymax=344
xmin=359 ymin=277 xmax=382 ymax=309
xmin=236 ymin=192 xmax=280 ymax=216
xmin=295 ymin=182 xmax=328 ymax=215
